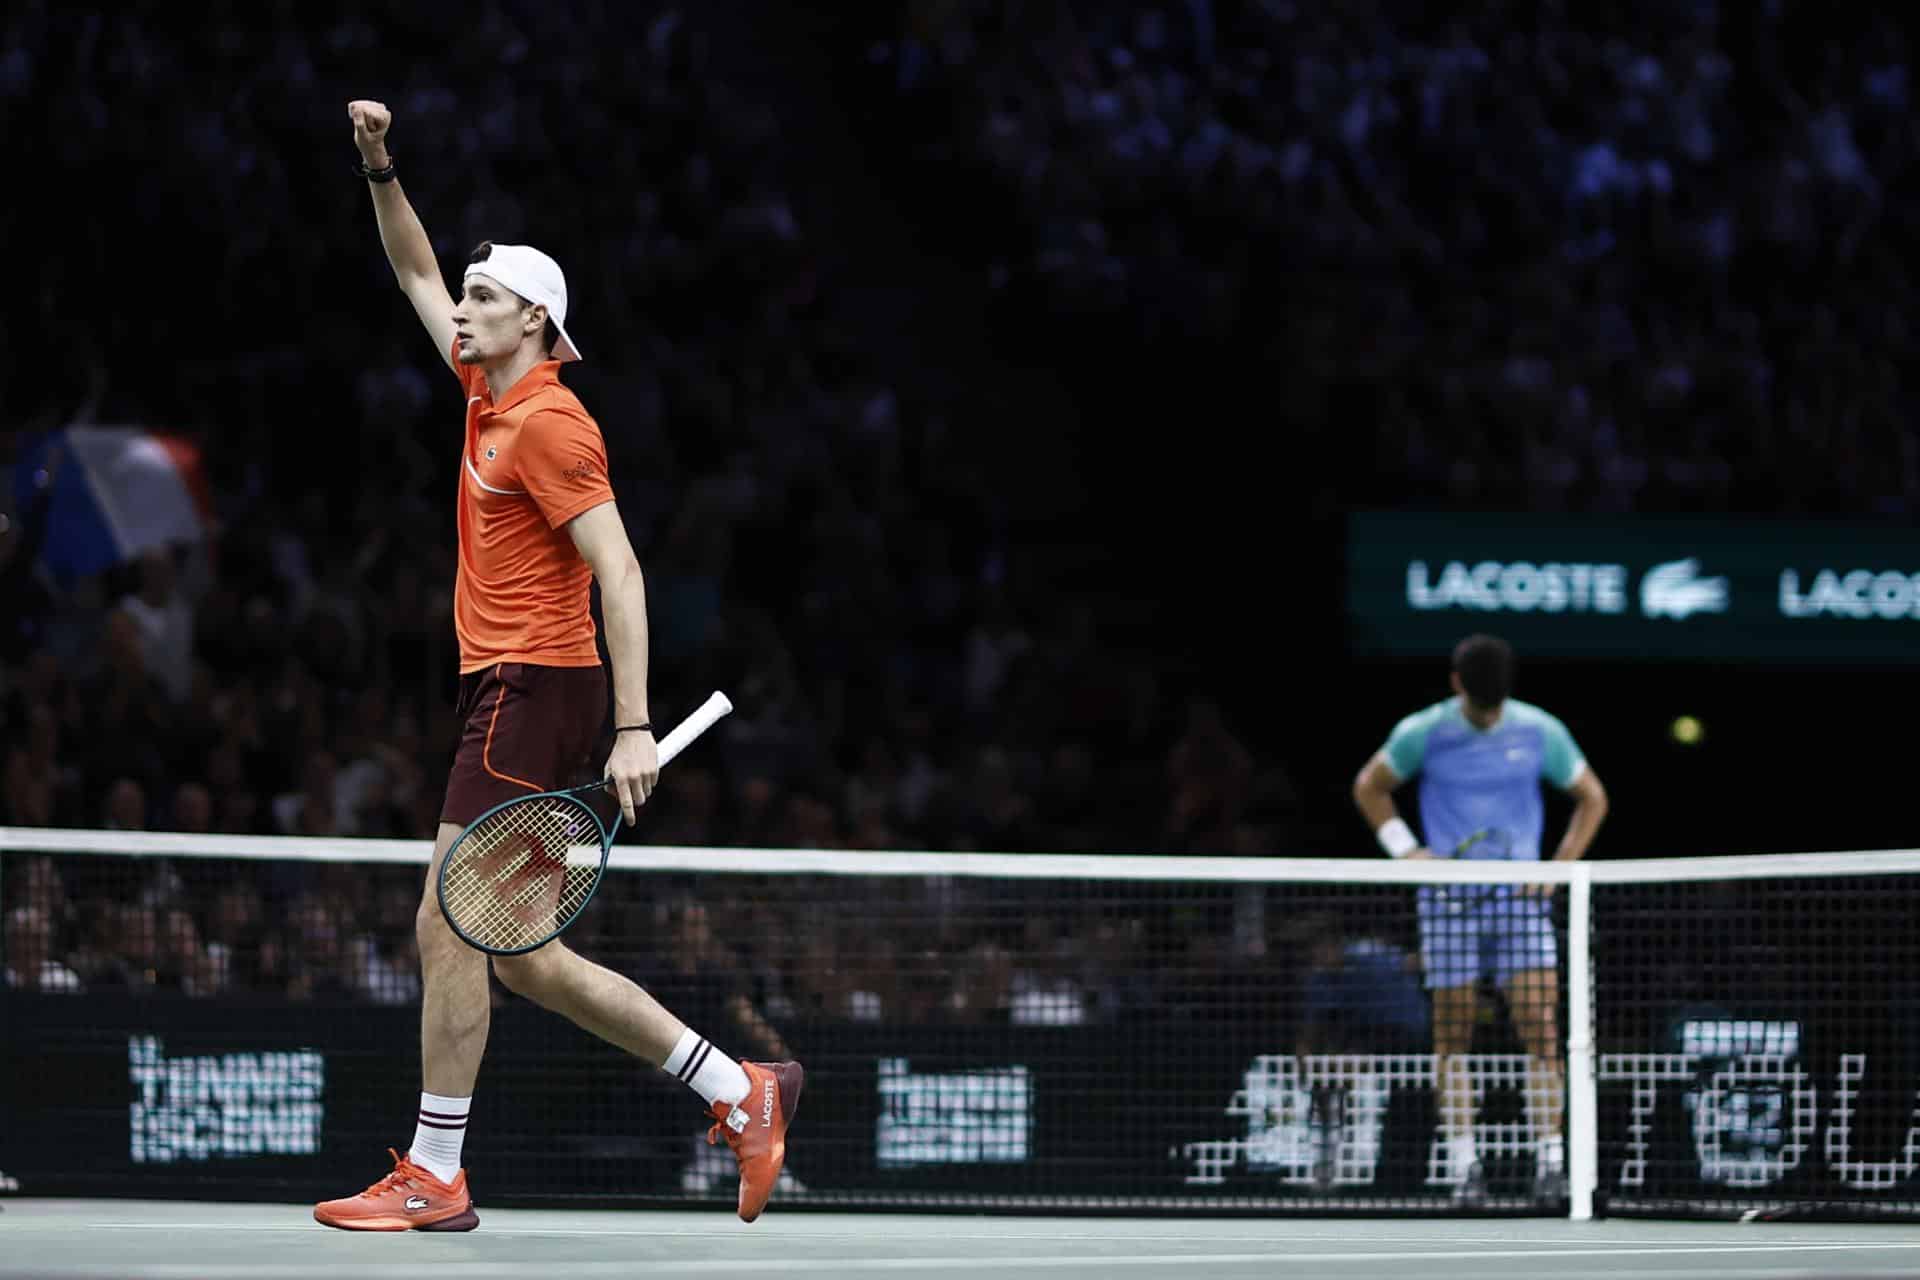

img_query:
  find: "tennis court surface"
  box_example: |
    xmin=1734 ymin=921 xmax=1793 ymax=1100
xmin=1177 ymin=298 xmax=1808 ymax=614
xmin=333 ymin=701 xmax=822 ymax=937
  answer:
xmin=4 ymin=1201 xmax=1920 ymax=1279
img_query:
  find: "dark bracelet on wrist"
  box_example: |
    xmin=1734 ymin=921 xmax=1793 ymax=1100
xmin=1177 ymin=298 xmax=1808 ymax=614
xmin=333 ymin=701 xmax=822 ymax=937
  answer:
xmin=615 ymin=723 xmax=652 ymax=735
xmin=356 ymin=155 xmax=397 ymax=183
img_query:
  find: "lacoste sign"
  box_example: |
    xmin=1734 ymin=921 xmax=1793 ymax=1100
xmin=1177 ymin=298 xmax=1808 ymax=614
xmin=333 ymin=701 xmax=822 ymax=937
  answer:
xmin=1404 ymin=556 xmax=1728 ymax=620
xmin=1351 ymin=513 xmax=1920 ymax=663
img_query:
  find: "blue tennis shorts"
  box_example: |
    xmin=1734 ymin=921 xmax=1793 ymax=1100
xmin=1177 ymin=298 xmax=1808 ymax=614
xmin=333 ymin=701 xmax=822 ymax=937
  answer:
xmin=1415 ymin=887 xmax=1557 ymax=990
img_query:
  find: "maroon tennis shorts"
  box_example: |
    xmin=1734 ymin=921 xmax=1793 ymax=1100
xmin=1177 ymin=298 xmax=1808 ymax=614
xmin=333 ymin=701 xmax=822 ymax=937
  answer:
xmin=440 ymin=661 xmax=608 ymax=828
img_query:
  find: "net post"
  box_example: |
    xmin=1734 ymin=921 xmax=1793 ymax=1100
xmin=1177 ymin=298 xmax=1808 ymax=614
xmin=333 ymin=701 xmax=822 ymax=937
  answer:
xmin=1567 ymin=864 xmax=1597 ymax=1221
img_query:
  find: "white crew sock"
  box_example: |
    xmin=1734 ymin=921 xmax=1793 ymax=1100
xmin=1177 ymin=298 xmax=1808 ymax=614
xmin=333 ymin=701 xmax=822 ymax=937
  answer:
xmin=1537 ymin=1133 xmax=1566 ymax=1172
xmin=1448 ymin=1133 xmax=1479 ymax=1179
xmin=410 ymin=1091 xmax=470 ymax=1183
xmin=663 ymin=1028 xmax=752 ymax=1109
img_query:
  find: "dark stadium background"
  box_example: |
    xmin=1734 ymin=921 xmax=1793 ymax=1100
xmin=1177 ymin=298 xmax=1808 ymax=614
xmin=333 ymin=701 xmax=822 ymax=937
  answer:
xmin=3 ymin=0 xmax=1912 ymax=861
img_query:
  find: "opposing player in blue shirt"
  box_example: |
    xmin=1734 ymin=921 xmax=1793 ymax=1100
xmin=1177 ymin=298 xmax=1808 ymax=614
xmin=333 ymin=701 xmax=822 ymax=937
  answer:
xmin=1351 ymin=634 xmax=1609 ymax=1203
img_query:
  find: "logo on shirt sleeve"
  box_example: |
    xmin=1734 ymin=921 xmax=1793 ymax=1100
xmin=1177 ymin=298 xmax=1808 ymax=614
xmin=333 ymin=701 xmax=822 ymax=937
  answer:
xmin=561 ymin=458 xmax=598 ymax=484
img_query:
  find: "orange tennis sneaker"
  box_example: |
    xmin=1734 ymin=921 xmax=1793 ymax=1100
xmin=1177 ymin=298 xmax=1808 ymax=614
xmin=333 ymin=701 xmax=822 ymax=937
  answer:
xmin=708 ymin=1060 xmax=804 ymax=1222
xmin=313 ymin=1148 xmax=480 ymax=1232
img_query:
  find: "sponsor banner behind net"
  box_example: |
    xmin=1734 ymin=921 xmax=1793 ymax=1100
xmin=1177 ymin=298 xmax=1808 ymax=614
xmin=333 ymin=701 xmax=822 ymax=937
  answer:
xmin=6 ymin=995 xmax=1920 ymax=1213
xmin=1347 ymin=512 xmax=1920 ymax=662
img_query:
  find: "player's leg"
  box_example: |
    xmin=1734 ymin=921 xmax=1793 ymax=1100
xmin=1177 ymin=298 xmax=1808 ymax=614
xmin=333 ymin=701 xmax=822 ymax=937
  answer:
xmin=1503 ymin=965 xmax=1563 ymax=1139
xmin=491 ymin=939 xmax=685 ymax=1062
xmin=319 ymin=669 xmax=517 ymax=1232
xmin=1430 ymin=982 xmax=1481 ymax=1190
xmin=419 ymin=821 xmax=492 ymax=1094
xmin=1497 ymin=893 xmax=1566 ymax=1197
xmin=490 ymin=939 xmax=802 ymax=1221
xmin=1418 ymin=895 xmax=1484 ymax=1196
xmin=486 ymin=664 xmax=800 ymax=1220
xmin=315 ymin=821 xmax=484 ymax=1232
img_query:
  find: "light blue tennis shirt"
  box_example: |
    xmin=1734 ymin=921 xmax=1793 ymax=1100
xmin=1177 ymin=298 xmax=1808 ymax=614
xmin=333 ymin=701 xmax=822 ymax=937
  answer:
xmin=1381 ymin=697 xmax=1586 ymax=860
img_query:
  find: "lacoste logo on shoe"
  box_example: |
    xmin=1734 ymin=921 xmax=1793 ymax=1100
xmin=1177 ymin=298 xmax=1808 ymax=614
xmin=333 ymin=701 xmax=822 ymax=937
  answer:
xmin=762 ymin=1080 xmax=776 ymax=1129
xmin=404 ymin=1196 xmax=431 ymax=1212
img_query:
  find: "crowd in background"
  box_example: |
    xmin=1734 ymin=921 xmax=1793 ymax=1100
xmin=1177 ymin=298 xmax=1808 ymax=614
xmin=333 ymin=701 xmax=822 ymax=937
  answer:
xmin=6 ymin=843 xmax=1401 ymax=1047
xmin=1 ymin=0 xmax=1297 ymax=862
xmin=884 ymin=0 xmax=1919 ymax=515
xmin=5 ymin=1 xmax=1918 ymax=1012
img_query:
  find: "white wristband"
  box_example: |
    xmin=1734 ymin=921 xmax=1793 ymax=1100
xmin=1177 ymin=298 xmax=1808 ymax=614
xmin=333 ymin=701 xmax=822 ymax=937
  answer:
xmin=1377 ymin=817 xmax=1418 ymax=859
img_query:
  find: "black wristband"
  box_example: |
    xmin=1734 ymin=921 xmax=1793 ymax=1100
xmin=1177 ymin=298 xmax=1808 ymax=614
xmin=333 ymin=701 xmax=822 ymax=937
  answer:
xmin=615 ymin=723 xmax=652 ymax=734
xmin=356 ymin=155 xmax=397 ymax=183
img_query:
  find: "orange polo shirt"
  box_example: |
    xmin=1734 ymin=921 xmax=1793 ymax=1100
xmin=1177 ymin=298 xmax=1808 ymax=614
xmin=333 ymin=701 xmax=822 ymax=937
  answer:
xmin=451 ymin=343 xmax=615 ymax=673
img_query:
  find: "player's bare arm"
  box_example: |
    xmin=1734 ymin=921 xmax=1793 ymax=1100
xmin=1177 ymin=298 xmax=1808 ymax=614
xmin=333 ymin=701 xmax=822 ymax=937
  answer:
xmin=348 ymin=98 xmax=458 ymax=369
xmin=1550 ymin=768 xmax=1609 ymax=863
xmin=1512 ymin=767 xmax=1608 ymax=899
xmin=567 ymin=499 xmax=658 ymax=821
xmin=1352 ymin=753 xmax=1435 ymax=860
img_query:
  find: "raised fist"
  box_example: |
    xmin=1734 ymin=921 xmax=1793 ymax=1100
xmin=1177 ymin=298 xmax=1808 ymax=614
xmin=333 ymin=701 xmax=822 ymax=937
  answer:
xmin=348 ymin=100 xmax=391 ymax=160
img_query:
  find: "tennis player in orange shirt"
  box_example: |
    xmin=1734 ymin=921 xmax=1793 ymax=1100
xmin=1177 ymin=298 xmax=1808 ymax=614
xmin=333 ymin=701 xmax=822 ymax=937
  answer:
xmin=315 ymin=99 xmax=802 ymax=1232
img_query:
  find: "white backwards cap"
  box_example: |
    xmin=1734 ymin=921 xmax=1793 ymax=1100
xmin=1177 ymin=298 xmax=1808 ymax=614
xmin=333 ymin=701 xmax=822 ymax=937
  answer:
xmin=463 ymin=243 xmax=581 ymax=363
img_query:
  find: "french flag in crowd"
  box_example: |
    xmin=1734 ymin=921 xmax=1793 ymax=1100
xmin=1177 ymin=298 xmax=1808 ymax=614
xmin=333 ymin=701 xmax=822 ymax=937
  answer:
xmin=13 ymin=428 xmax=214 ymax=582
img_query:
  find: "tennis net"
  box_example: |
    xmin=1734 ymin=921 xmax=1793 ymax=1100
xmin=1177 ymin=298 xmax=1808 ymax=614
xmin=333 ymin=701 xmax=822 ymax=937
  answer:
xmin=2 ymin=827 xmax=1917 ymax=1220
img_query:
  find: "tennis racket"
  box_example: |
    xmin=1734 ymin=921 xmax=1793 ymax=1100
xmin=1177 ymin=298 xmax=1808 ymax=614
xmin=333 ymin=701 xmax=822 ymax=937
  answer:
xmin=1431 ymin=828 xmax=1510 ymax=915
xmin=436 ymin=690 xmax=733 ymax=955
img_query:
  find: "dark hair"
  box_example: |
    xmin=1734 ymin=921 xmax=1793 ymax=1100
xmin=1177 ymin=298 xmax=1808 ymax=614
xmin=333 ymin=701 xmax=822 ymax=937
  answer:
xmin=467 ymin=241 xmax=561 ymax=354
xmin=1451 ymin=633 xmax=1514 ymax=707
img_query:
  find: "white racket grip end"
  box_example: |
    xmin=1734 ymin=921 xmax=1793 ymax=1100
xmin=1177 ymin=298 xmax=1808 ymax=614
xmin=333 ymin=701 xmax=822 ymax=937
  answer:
xmin=656 ymin=691 xmax=733 ymax=768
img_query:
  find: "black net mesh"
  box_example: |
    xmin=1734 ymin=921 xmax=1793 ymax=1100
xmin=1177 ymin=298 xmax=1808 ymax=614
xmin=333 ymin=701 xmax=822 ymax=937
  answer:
xmin=4 ymin=844 xmax=1916 ymax=1219
xmin=1594 ymin=872 xmax=1920 ymax=1220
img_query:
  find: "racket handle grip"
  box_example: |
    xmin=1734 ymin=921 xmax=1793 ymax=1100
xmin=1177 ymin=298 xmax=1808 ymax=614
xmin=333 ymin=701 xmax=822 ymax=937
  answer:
xmin=657 ymin=691 xmax=734 ymax=769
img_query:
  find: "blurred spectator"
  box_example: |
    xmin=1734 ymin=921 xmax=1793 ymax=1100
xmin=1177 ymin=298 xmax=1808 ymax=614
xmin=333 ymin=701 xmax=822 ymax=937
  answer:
xmin=2 ymin=702 xmax=80 ymax=827
xmin=284 ymin=894 xmax=356 ymax=1001
xmin=157 ymin=906 xmax=219 ymax=997
xmin=784 ymin=931 xmax=862 ymax=1022
xmin=118 ymin=904 xmax=162 ymax=992
xmin=68 ymin=899 xmax=142 ymax=990
xmin=962 ymin=589 xmax=1032 ymax=718
xmin=204 ymin=881 xmax=265 ymax=993
xmin=948 ymin=938 xmax=1014 ymax=1024
xmin=166 ymin=781 xmax=214 ymax=833
xmin=103 ymin=776 xmax=148 ymax=832
xmin=13 ymin=854 xmax=70 ymax=923
xmin=81 ymin=613 xmax=174 ymax=789
xmin=636 ymin=897 xmax=791 ymax=1060
xmin=0 ymin=446 xmax=61 ymax=662
xmin=350 ymin=882 xmax=422 ymax=1006
xmin=1164 ymin=697 xmax=1254 ymax=850
xmin=117 ymin=547 xmax=196 ymax=704
xmin=2 ymin=736 xmax=57 ymax=827
xmin=1009 ymin=914 xmax=1089 ymax=1026
xmin=646 ymin=767 xmax=721 ymax=847
xmin=273 ymin=751 xmax=343 ymax=837
xmin=947 ymin=747 xmax=1038 ymax=852
xmin=1290 ymin=914 xmax=1430 ymax=1056
xmin=4 ymin=905 xmax=83 ymax=993
xmin=1076 ymin=914 xmax=1160 ymax=1022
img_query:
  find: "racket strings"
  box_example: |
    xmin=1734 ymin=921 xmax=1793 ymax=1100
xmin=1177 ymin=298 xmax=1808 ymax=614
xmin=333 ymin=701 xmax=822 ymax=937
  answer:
xmin=443 ymin=796 xmax=604 ymax=951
